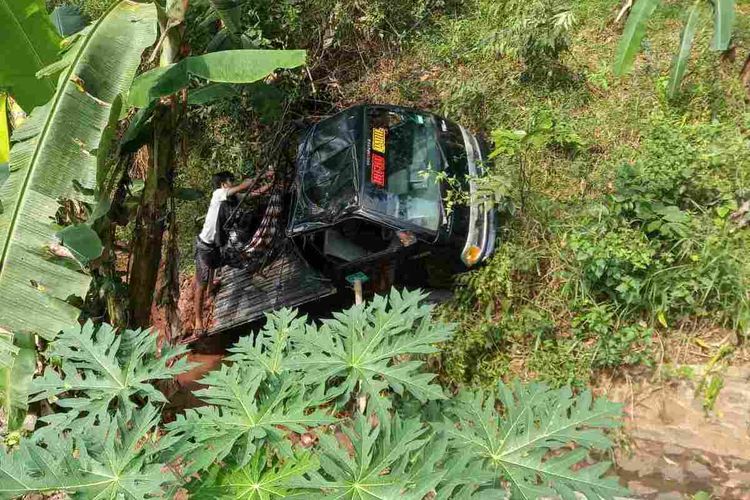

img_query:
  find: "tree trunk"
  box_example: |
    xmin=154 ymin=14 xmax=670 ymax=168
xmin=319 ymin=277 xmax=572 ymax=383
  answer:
xmin=128 ymin=105 xmax=177 ymax=328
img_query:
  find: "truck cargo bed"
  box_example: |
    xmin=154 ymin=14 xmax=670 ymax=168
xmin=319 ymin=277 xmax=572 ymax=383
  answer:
xmin=209 ymin=252 xmax=336 ymax=334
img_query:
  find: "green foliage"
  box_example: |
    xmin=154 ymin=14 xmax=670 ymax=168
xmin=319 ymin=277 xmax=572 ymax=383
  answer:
xmin=0 ymin=0 xmax=61 ymax=110
xmin=128 ymin=49 xmax=307 ymax=108
xmin=432 ymin=0 xmax=575 ymax=73
xmin=0 ymin=292 xmax=625 ymax=499
xmin=528 ymin=339 xmax=593 ymax=388
xmin=613 ymin=0 xmax=659 ymax=77
xmin=615 ymin=0 xmax=737 ymax=97
xmin=0 ymin=333 xmax=35 ymax=433
xmin=572 ymin=304 xmax=654 ymax=368
xmin=0 ymin=404 xmax=172 ymax=499
xmin=191 ymin=448 xmax=319 ymax=499
xmin=439 ymin=381 xmax=627 ymax=499
xmin=667 ymin=2 xmax=703 ymax=99
xmin=49 ymin=4 xmax=86 ymax=37
xmin=29 ymin=321 xmax=190 ymax=431
xmin=567 ymin=223 xmax=656 ymax=306
xmin=288 ymin=289 xmax=451 ymax=423
xmin=293 ymin=415 xmax=445 ymax=499
xmin=0 ymin=0 xmax=157 ymax=340
xmin=167 ymin=365 xmax=334 ymax=474
xmin=228 ymin=307 xmax=304 ymax=380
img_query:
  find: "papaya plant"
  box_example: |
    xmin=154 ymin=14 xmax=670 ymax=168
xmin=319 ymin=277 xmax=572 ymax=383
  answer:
xmin=0 ymin=290 xmax=627 ymax=499
xmin=614 ymin=0 xmax=736 ymax=98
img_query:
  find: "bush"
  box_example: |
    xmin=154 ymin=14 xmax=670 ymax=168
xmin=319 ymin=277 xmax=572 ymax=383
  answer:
xmin=566 ymin=222 xmax=656 ymax=307
xmin=1 ymin=290 xmax=627 ymax=499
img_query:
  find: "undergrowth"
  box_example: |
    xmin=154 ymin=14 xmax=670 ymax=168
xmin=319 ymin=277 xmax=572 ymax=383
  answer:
xmin=345 ymin=0 xmax=750 ymax=388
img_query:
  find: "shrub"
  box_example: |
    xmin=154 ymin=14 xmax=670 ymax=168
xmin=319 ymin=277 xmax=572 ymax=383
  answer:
xmin=0 ymin=290 xmax=627 ymax=499
xmin=566 ymin=223 xmax=656 ymax=307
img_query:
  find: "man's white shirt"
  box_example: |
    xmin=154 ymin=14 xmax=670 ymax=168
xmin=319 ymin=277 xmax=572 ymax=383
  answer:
xmin=199 ymin=188 xmax=229 ymax=245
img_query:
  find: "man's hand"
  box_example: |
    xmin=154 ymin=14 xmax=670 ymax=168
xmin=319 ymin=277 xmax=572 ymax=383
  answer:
xmin=251 ymin=182 xmax=273 ymax=197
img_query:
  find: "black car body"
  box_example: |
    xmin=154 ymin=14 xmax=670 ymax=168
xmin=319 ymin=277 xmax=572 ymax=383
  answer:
xmin=209 ymin=104 xmax=496 ymax=333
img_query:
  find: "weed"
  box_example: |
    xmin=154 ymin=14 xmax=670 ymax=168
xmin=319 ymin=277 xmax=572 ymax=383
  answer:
xmin=528 ymin=338 xmax=592 ymax=388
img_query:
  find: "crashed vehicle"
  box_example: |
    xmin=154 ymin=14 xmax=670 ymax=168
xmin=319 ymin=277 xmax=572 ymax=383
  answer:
xmin=209 ymin=104 xmax=497 ymax=334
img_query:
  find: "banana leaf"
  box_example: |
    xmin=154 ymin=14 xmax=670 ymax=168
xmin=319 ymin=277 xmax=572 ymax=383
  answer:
xmin=50 ymin=4 xmax=87 ymax=37
xmin=0 ymin=94 xmax=8 ymax=166
xmin=710 ymin=0 xmax=735 ymax=51
xmin=667 ymin=1 xmax=703 ymax=99
xmin=0 ymin=0 xmax=62 ymax=111
xmin=613 ymin=0 xmax=660 ymax=76
xmin=0 ymin=0 xmax=157 ymax=340
xmin=128 ymin=49 xmax=306 ymax=107
xmin=0 ymin=332 xmax=35 ymax=431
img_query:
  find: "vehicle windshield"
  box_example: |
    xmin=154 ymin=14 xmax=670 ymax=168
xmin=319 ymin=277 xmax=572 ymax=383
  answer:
xmin=362 ymin=107 xmax=443 ymax=232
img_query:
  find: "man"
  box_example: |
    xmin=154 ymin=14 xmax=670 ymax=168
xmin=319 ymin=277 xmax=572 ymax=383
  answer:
xmin=194 ymin=170 xmax=271 ymax=332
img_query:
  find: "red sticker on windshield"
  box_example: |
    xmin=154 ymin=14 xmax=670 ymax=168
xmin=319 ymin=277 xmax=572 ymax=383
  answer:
xmin=371 ymin=152 xmax=386 ymax=187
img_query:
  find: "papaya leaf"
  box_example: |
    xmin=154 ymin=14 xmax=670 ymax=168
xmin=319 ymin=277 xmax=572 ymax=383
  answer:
xmin=613 ymin=0 xmax=659 ymax=76
xmin=710 ymin=0 xmax=735 ymax=51
xmin=0 ymin=405 xmax=174 ymax=498
xmin=190 ymin=447 xmax=319 ymax=499
xmin=227 ymin=308 xmax=308 ymax=380
xmin=292 ymin=415 xmax=448 ymax=500
xmin=0 ymin=0 xmax=157 ymax=340
xmin=128 ymin=49 xmax=306 ymax=108
xmin=166 ymin=366 xmax=335 ymax=475
xmin=287 ymin=289 xmax=452 ymax=426
xmin=667 ymin=1 xmax=703 ymax=100
xmin=438 ymin=381 xmax=628 ymax=499
xmin=29 ymin=321 xmax=191 ymax=432
xmin=0 ymin=0 xmax=61 ymax=110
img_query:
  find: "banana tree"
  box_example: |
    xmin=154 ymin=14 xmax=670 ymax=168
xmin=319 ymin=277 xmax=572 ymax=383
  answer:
xmin=614 ymin=0 xmax=736 ymax=99
xmin=124 ymin=0 xmax=306 ymax=328
xmin=0 ymin=1 xmax=158 ymax=340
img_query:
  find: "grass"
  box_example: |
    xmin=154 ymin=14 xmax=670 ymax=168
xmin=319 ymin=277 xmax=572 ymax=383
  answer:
xmin=336 ymin=0 xmax=750 ymax=387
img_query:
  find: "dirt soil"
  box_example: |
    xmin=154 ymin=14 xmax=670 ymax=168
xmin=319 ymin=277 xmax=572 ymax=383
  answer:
xmin=150 ymin=274 xmax=216 ymax=343
xmin=602 ymin=359 xmax=750 ymax=498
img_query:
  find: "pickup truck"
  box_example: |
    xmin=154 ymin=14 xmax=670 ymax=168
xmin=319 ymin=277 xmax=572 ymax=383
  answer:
xmin=208 ymin=104 xmax=497 ymax=334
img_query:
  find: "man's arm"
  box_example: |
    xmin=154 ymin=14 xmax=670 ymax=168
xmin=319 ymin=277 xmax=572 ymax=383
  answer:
xmin=227 ymin=170 xmax=274 ymax=197
xmin=226 ymin=177 xmax=256 ymax=197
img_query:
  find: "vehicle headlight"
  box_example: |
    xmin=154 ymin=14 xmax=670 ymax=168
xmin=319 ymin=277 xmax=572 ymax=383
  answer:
xmin=462 ymin=245 xmax=482 ymax=267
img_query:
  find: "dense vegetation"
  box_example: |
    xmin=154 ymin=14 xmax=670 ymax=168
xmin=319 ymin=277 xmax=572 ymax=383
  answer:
xmin=0 ymin=291 xmax=626 ymax=498
xmin=154 ymin=0 xmax=749 ymax=387
xmin=1 ymin=0 xmax=749 ymax=497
